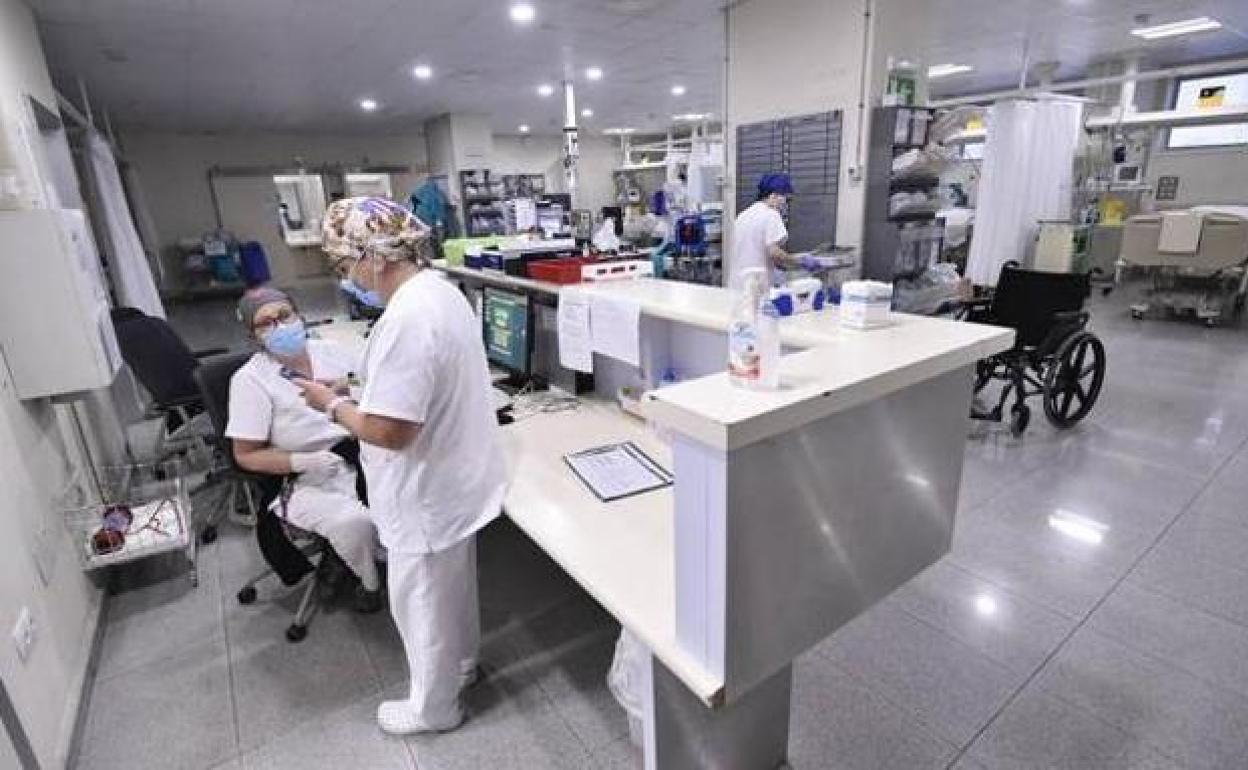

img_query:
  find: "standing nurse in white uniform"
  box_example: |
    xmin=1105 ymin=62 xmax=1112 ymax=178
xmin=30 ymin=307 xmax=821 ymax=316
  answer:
xmin=730 ymin=172 xmax=820 ymax=289
xmin=299 ymin=197 xmax=507 ymax=735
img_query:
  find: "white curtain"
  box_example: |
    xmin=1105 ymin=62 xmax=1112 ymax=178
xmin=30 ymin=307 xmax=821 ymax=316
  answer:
xmin=966 ymin=99 xmax=1083 ymax=286
xmin=87 ymin=133 xmax=166 ymax=318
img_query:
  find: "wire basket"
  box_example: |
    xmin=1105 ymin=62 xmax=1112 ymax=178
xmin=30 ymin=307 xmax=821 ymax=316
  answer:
xmin=60 ymin=460 xmax=194 ymax=572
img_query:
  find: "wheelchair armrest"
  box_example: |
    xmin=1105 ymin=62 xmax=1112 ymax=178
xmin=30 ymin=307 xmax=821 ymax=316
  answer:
xmin=956 ymin=297 xmax=993 ymax=322
xmin=193 ymin=347 xmax=230 ymax=359
xmin=1052 ymin=310 xmax=1089 ymax=327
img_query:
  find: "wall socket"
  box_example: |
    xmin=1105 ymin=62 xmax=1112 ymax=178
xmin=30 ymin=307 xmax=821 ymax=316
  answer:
xmin=12 ymin=607 xmax=35 ymax=662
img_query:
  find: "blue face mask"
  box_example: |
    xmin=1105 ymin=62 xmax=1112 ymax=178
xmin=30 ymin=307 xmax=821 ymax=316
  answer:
xmin=339 ymin=278 xmax=385 ymax=309
xmin=261 ymin=319 xmax=308 ymax=358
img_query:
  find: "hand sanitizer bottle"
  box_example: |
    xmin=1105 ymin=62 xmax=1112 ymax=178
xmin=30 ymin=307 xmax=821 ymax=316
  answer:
xmin=729 ymin=268 xmax=765 ymax=388
xmin=756 ymin=295 xmax=781 ymax=391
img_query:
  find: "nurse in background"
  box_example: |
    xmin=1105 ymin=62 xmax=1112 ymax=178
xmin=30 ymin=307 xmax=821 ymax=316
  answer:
xmin=730 ymin=172 xmax=819 ymax=289
xmin=298 ymin=197 xmax=507 ymax=735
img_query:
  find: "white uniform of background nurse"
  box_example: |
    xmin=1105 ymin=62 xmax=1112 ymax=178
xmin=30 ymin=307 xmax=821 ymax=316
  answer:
xmin=731 ymin=172 xmax=822 ymax=289
xmin=299 ymin=196 xmax=507 ymax=735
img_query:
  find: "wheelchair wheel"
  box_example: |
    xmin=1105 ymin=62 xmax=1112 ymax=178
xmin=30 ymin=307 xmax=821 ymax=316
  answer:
xmin=1043 ymin=332 xmax=1106 ymax=428
xmin=1009 ymin=404 xmax=1031 ymax=437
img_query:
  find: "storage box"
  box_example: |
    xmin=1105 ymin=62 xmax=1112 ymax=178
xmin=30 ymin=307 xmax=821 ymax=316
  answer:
xmin=528 ymin=258 xmax=593 ymax=284
xmin=582 ymin=259 xmax=654 ymax=282
xmin=840 ymin=280 xmax=893 ymax=329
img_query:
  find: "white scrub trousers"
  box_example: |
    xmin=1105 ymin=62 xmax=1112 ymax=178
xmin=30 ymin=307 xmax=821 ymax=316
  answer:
xmin=284 ymin=469 xmax=381 ymax=591
xmin=385 ymin=536 xmax=480 ymax=729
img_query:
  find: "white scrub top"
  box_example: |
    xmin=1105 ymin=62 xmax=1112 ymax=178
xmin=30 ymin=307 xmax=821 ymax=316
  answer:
xmin=357 ymin=270 xmax=507 ymax=555
xmin=225 ymin=339 xmax=357 ymax=452
xmin=731 ymin=200 xmax=788 ymax=289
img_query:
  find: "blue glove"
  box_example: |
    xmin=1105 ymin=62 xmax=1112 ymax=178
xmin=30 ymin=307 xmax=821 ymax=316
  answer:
xmin=798 ymin=254 xmax=821 ymax=272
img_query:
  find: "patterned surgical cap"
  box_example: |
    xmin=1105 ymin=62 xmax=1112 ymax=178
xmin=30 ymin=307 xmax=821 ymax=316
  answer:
xmin=321 ymin=196 xmax=432 ymax=271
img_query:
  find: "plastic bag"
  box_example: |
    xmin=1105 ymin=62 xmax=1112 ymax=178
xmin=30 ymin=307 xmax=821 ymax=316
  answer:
xmin=593 ymin=218 xmax=621 ymax=253
xmin=894 ymin=262 xmax=967 ymax=315
xmin=607 ymin=629 xmax=647 ymax=748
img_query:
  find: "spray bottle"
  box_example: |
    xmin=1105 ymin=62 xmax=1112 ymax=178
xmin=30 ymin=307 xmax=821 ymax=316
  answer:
xmin=729 ymin=269 xmax=763 ymax=387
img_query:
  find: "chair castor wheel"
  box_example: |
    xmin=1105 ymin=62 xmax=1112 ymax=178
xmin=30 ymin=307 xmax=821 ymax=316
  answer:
xmin=237 ymin=586 xmax=257 ymax=605
xmin=286 ymin=624 xmax=308 ymax=643
xmin=1009 ymin=404 xmax=1031 ymax=437
xmin=200 ymin=526 xmax=218 ymax=545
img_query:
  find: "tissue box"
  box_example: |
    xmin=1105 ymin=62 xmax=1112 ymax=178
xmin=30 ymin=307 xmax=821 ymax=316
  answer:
xmin=840 ymin=280 xmax=893 ymax=329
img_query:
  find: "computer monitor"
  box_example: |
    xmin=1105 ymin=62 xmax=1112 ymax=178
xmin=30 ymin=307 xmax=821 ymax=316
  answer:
xmin=482 ymin=287 xmax=531 ymax=381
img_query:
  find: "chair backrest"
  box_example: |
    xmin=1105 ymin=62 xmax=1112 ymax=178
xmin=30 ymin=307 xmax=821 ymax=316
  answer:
xmin=990 ymin=264 xmax=1090 ymax=348
xmin=111 ymin=310 xmax=201 ymax=406
xmin=192 ymin=352 xmax=254 ymax=461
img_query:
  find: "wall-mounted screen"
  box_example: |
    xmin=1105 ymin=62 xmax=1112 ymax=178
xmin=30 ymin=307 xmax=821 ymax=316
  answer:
xmin=1167 ymin=72 xmax=1248 ymax=149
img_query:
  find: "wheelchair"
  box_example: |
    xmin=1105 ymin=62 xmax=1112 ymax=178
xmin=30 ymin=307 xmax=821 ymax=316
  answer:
xmin=961 ymin=263 xmax=1107 ymax=437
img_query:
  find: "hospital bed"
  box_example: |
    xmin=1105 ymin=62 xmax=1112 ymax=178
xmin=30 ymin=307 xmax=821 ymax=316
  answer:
xmin=1118 ymin=206 xmax=1248 ymax=326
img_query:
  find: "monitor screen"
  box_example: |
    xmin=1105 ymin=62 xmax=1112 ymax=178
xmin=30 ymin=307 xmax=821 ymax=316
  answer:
xmin=1168 ymin=72 xmax=1248 ymax=149
xmin=483 ymin=288 xmax=530 ymax=375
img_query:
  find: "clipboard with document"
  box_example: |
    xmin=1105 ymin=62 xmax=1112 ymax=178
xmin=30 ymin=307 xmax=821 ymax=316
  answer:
xmin=564 ymin=442 xmax=673 ymax=502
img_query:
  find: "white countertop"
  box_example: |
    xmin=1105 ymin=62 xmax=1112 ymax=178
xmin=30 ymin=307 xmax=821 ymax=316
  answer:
xmin=569 ymin=279 xmax=1015 ymax=451
xmin=501 ymin=401 xmax=723 ymax=706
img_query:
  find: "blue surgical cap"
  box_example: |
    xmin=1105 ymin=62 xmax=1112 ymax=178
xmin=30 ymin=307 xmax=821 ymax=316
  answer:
xmin=758 ymin=173 xmax=794 ymax=197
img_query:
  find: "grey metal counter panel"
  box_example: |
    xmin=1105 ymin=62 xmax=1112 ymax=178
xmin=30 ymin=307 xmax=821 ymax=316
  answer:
xmin=721 ymin=364 xmax=974 ymax=697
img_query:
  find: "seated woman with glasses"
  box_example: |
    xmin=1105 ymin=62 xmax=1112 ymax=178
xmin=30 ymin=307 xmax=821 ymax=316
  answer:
xmin=226 ymin=286 xmax=383 ymax=612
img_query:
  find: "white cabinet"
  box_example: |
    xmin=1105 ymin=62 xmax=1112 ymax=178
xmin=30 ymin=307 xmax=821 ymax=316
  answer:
xmin=0 ymin=209 xmax=122 ymax=399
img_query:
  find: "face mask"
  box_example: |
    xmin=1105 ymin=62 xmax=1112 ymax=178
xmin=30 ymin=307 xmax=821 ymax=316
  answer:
xmin=261 ymin=319 xmax=308 ymax=358
xmin=340 ymin=278 xmax=385 ymax=309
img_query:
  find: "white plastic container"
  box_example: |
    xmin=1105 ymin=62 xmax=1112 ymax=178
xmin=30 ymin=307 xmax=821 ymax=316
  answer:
xmin=841 ymin=280 xmax=894 ymax=329
xmin=756 ymin=298 xmax=781 ymax=390
xmin=729 ymin=268 xmax=765 ymax=388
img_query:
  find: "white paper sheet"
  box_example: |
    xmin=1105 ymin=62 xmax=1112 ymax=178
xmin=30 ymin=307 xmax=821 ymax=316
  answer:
xmin=590 ymin=293 xmax=641 ymax=367
xmin=557 ymin=289 xmax=594 ymax=373
xmin=565 ymin=442 xmax=671 ymax=502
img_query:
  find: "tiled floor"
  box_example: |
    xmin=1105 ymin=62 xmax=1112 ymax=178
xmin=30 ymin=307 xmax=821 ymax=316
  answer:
xmin=73 ymin=282 xmax=1248 ymax=769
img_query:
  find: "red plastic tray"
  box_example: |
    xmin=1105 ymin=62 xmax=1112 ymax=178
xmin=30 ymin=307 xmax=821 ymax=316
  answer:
xmin=528 ymin=258 xmax=592 ymax=284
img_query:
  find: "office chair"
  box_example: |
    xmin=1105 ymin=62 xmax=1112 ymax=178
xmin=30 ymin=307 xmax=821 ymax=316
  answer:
xmin=192 ymin=352 xmax=338 ymax=643
xmin=110 ymin=308 xmax=227 ymax=467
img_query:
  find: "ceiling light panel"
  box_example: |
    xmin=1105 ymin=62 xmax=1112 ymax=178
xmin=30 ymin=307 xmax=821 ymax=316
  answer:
xmin=1130 ymin=17 xmax=1222 ymax=40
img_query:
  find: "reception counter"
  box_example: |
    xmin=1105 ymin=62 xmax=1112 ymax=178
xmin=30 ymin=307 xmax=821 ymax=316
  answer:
xmin=417 ymin=268 xmax=1015 ymax=768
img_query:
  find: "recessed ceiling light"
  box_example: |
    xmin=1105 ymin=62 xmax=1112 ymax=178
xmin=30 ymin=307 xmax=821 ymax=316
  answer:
xmin=510 ymin=3 xmax=536 ymax=24
xmin=518 ymin=124 xmax=531 ymax=133
xmin=585 ymin=67 xmax=604 ymax=81
xmin=537 ymin=83 xmax=555 ymax=97
xmin=603 ymin=127 xmax=637 ymax=135
xmin=1130 ymin=16 xmax=1222 ymax=39
xmin=928 ymin=63 xmax=974 ymax=78
xmin=670 ymin=84 xmax=686 ymax=96
xmin=359 ymin=98 xmax=378 ymax=112
xmin=672 ymin=112 xmax=709 ymax=121
xmin=412 ymin=64 xmax=433 ymax=80
xmin=581 ymin=108 xmax=594 ymax=118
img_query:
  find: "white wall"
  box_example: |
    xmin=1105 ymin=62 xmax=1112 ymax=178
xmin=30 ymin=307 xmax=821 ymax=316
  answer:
xmin=1147 ymin=149 xmax=1248 ymax=206
xmin=726 ymin=0 xmax=872 ymax=267
xmin=491 ymin=134 xmax=561 ymax=187
xmin=490 ymin=132 xmax=619 ymax=216
xmin=0 ymin=1 xmax=107 ymax=767
xmin=121 ymin=130 xmax=428 ymax=289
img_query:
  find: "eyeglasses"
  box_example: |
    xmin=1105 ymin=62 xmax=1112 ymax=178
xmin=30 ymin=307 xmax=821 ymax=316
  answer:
xmin=252 ymin=306 xmax=296 ymax=333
